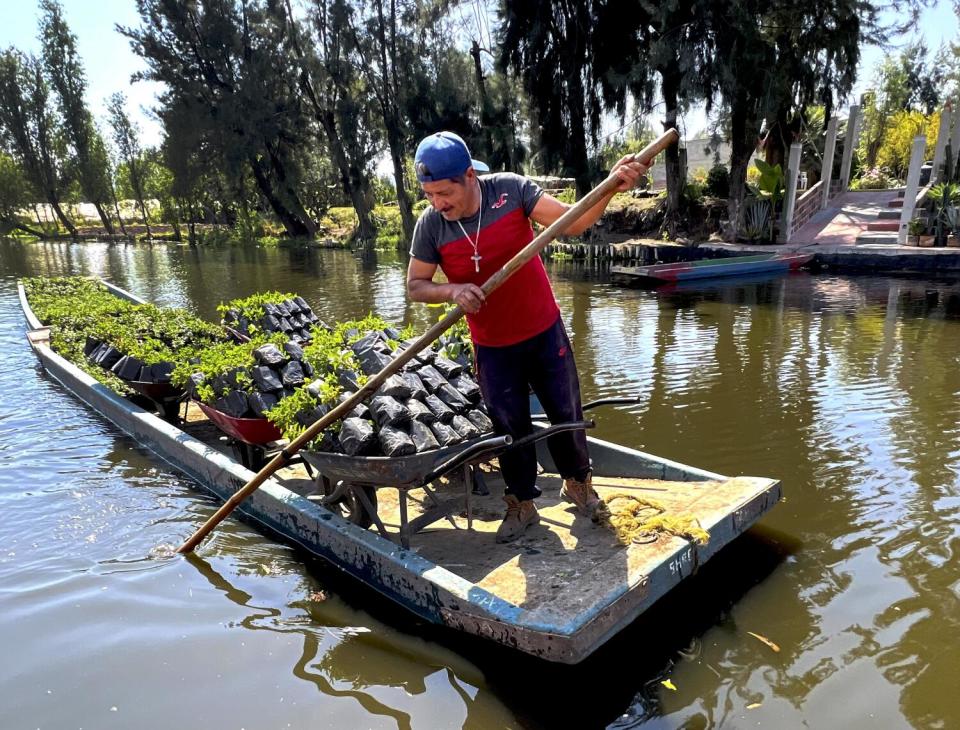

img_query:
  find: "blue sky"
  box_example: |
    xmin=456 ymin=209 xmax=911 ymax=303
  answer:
xmin=0 ymin=0 xmax=957 ymax=150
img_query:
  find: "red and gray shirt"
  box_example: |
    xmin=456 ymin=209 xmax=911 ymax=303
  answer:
xmin=409 ymin=172 xmax=560 ymax=347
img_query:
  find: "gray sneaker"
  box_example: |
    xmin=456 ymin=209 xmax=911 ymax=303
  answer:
xmin=495 ymin=495 xmax=540 ymax=543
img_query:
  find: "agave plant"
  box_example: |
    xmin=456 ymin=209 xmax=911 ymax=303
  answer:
xmin=743 ymin=199 xmax=771 ymax=242
xmin=930 ymin=183 xmax=960 ymax=246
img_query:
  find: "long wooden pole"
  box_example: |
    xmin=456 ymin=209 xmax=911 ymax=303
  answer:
xmin=177 ymin=128 xmax=679 ymax=553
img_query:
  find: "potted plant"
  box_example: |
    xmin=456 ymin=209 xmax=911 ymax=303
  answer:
xmin=943 ymin=205 xmax=960 ymax=247
xmin=907 ymin=217 xmax=925 ymax=246
xmin=929 ymin=182 xmax=960 ymax=247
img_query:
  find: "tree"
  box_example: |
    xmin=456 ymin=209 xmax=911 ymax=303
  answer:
xmin=500 ymin=1 xmax=600 ymax=197
xmin=280 ymin=0 xmax=378 ymax=240
xmin=39 ymin=0 xmax=115 ymax=233
xmin=348 ymin=0 xmax=421 ymax=241
xmin=0 ymin=152 xmax=46 ymax=236
xmin=0 ymin=49 xmax=76 ymax=235
xmin=120 ymin=0 xmax=318 ymax=238
xmin=106 ymin=92 xmax=150 ymax=237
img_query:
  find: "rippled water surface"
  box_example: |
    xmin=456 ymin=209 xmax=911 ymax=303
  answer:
xmin=2 ymin=239 xmax=960 ymax=729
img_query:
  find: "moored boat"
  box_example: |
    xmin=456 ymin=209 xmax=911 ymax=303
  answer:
xmin=17 ymin=278 xmax=781 ymax=663
xmin=611 ymin=252 xmax=814 ymax=285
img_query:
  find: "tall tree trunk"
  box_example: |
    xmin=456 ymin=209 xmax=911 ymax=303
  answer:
xmin=567 ymin=67 xmax=591 ymax=198
xmin=727 ymin=92 xmax=758 ymax=242
xmin=470 ymin=41 xmax=495 ymax=160
xmin=110 ymin=186 xmax=129 ymax=236
xmin=48 ymin=196 xmax=77 ymax=237
xmin=319 ymin=111 xmax=376 ymax=240
xmin=247 ymin=154 xmax=311 ymax=237
xmin=384 ymin=121 xmax=415 ymax=241
xmin=264 ymin=141 xmax=317 ymax=237
xmin=661 ymin=71 xmax=683 ymax=232
xmin=93 ymin=201 xmax=116 ymax=234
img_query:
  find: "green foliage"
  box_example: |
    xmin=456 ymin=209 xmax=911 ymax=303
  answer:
xmin=929 ymin=183 xmax=960 ymax=245
xmin=850 ymin=166 xmax=898 ymax=190
xmin=705 ymin=164 xmax=729 ymax=198
xmin=875 ymin=110 xmax=939 ymax=179
xmin=217 ymin=291 xmax=298 ymax=333
xmin=743 ymin=199 xmax=771 ymax=242
xmin=24 ymin=276 xmax=224 ymax=393
xmin=170 ymin=334 xmax=285 ymax=403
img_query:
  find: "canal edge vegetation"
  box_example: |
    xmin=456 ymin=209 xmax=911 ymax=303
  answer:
xmin=2 ymin=1 xmax=960 ymax=253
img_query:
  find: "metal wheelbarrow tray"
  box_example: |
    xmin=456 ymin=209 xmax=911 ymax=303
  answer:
xmin=302 ymin=421 xmax=591 ymax=549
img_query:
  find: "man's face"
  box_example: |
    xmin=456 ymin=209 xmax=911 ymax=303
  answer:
xmin=420 ymin=169 xmax=476 ymax=221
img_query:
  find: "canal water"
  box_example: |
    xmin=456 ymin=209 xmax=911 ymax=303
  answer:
xmin=1 ymin=239 xmax=959 ymax=729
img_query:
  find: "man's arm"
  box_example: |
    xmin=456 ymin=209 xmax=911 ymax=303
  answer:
xmin=406 ymin=257 xmax=486 ymax=314
xmin=529 ymin=154 xmax=649 ymax=234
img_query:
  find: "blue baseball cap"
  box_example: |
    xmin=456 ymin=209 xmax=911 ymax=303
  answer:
xmin=414 ymin=131 xmax=488 ymax=182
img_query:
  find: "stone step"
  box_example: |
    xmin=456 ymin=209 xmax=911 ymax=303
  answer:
xmin=878 ymin=209 xmax=901 ymax=219
xmin=888 ymin=199 xmax=904 ymax=208
xmin=856 ymin=231 xmax=899 ymax=245
xmin=866 ymin=220 xmax=900 ymax=232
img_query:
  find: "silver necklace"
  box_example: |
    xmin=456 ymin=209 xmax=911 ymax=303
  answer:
xmin=456 ymin=183 xmax=483 ymax=273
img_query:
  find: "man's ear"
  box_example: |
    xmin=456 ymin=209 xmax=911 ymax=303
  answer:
xmin=464 ymin=168 xmax=477 ymax=185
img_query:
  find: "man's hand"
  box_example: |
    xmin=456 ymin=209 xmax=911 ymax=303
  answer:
xmin=611 ymin=154 xmax=649 ymax=192
xmin=450 ymin=283 xmax=485 ymax=313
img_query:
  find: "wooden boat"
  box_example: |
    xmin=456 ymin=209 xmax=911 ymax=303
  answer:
xmin=17 ymin=279 xmax=781 ymax=664
xmin=611 ymin=252 xmax=814 ymax=285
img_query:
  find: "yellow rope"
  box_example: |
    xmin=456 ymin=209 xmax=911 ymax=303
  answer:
xmin=595 ymin=494 xmax=710 ymax=546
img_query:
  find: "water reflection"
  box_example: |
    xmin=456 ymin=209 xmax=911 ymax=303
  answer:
xmin=5 ymin=238 xmax=960 ymax=728
xmin=185 ymin=553 xmax=516 ymax=729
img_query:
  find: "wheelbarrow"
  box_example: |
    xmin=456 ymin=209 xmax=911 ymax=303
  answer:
xmin=302 ymin=419 xmax=596 ymax=548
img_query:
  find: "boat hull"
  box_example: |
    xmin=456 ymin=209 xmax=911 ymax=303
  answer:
xmin=17 ymin=280 xmax=782 ymax=663
xmin=612 ymin=253 xmax=814 ymax=284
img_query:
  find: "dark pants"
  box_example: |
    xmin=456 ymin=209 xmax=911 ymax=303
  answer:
xmin=474 ymin=316 xmax=591 ymax=501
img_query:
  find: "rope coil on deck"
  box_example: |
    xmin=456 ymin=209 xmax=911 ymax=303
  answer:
xmin=596 ymin=494 xmax=710 ymax=546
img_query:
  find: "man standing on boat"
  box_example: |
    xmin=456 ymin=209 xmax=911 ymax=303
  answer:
xmin=407 ymin=131 xmax=647 ymax=543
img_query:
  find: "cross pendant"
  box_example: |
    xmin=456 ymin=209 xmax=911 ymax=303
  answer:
xmin=471 ymin=253 xmax=482 ymax=273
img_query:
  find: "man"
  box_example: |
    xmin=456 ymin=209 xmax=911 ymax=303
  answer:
xmin=407 ymin=131 xmax=647 ymax=543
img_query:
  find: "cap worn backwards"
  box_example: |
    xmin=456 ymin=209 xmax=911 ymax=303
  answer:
xmin=414 ymin=131 xmax=489 ymax=182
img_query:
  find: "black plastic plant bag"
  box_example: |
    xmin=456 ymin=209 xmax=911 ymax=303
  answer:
xmin=281 ymin=360 xmax=305 ymax=388
xmin=433 ymin=355 xmax=462 ymax=379
xmin=247 ymin=390 xmax=278 ymax=417
xmin=254 ymin=343 xmax=285 ymax=366
xmin=338 ymin=391 xmax=371 ymax=419
xmin=283 ymin=340 xmax=304 ymax=360
xmin=409 ymin=420 xmax=440 ymax=453
xmin=337 ymin=369 xmax=361 ymax=392
xmin=436 ymin=383 xmax=470 ymax=413
xmin=355 ymin=345 xmax=393 ymax=376
xmin=251 ymin=365 xmax=283 ymax=392
xmin=339 ymin=417 xmax=378 ymax=456
xmin=376 ymin=374 xmax=412 ymax=400
xmin=83 ymin=336 xmax=101 ymax=357
xmin=111 ymin=355 xmax=144 ymax=381
xmin=148 ymin=362 xmax=174 ymax=383
xmin=416 ymin=364 xmax=446 ymax=393
xmin=379 ymin=424 xmax=416 ymax=457
xmin=430 ymin=420 xmax=462 ymax=447
xmin=405 ymin=398 xmax=437 ymax=424
xmin=260 ymin=314 xmax=281 ymax=332
xmin=216 ymin=389 xmax=250 ymax=418
xmin=401 ymin=372 xmax=428 ymax=401
xmin=185 ymin=372 xmax=205 ymax=399
xmin=466 ymin=409 xmax=494 ymax=433
xmin=450 ymin=374 xmax=481 ymax=402
xmin=424 ymin=394 xmax=455 ymax=423
xmin=369 ymin=395 xmax=410 ymax=428
xmin=451 ymin=414 xmax=481 ymax=440
xmin=296 ymin=403 xmax=330 ymax=428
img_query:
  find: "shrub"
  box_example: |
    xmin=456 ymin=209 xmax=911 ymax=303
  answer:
xmin=705 ymin=164 xmax=729 ymax=198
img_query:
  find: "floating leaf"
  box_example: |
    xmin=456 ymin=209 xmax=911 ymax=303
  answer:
xmin=747 ymin=631 xmax=781 ymax=652
xmin=747 ymin=702 xmax=762 ymax=710
xmin=661 ymin=679 xmax=677 ymax=691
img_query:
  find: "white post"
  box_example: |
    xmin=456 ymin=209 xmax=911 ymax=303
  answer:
xmin=780 ymin=142 xmax=803 ymax=243
xmin=839 ymin=105 xmax=861 ymax=191
xmin=931 ymin=107 xmax=952 ymax=181
xmin=821 ymin=116 xmax=839 ymax=209
xmin=950 ymin=100 xmax=960 ymax=178
xmin=899 ymin=135 xmax=928 ymax=245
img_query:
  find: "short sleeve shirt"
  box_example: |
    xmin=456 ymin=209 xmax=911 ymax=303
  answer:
xmin=409 ymin=172 xmax=560 ymax=347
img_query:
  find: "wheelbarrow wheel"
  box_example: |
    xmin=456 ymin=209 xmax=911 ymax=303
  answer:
xmin=322 ymin=480 xmax=377 ymax=529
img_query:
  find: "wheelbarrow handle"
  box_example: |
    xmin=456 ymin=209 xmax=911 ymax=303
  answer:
xmin=420 ymin=434 xmax=513 ymax=485
xmin=504 ymin=420 xmax=595 ymax=452
xmin=581 ymin=396 xmax=641 ymax=412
